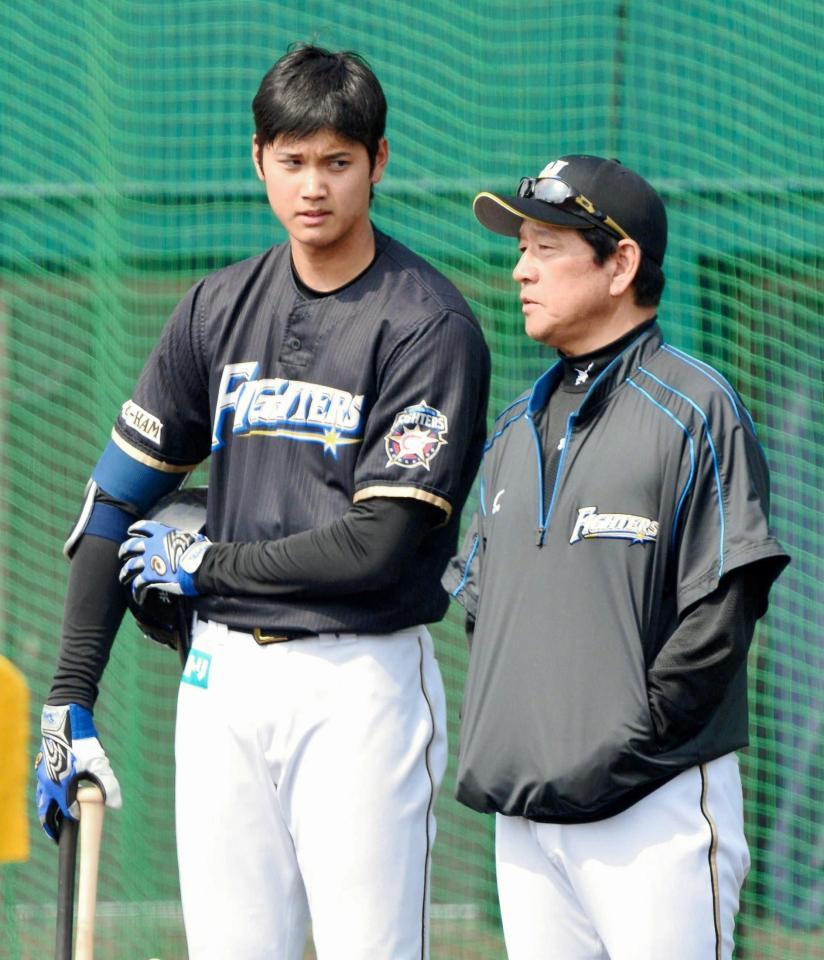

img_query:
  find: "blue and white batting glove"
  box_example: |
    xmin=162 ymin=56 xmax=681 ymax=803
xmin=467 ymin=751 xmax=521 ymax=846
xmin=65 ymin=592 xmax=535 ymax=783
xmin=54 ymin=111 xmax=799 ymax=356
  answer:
xmin=35 ymin=703 xmax=122 ymax=842
xmin=118 ymin=520 xmax=211 ymax=604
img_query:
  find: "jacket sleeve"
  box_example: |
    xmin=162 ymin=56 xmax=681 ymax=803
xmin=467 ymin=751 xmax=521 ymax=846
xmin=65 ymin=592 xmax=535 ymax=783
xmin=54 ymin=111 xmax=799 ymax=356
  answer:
xmin=646 ymin=559 xmax=772 ymax=746
xmin=673 ymin=393 xmax=789 ymax=616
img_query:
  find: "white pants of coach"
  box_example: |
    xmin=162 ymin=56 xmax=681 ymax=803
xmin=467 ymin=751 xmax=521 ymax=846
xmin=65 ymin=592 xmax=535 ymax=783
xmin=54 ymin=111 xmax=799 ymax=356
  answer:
xmin=496 ymin=753 xmax=750 ymax=960
xmin=175 ymin=619 xmax=447 ymax=960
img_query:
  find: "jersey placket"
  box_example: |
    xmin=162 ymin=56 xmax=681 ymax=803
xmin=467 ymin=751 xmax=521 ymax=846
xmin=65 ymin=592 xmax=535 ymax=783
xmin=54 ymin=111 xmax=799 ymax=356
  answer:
xmin=278 ymin=300 xmax=317 ymax=373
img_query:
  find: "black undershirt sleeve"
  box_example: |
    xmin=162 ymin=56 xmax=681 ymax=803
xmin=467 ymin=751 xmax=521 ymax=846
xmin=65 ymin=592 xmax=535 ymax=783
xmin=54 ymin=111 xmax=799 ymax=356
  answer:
xmin=50 ymin=496 xmax=442 ymax=708
xmin=49 ymin=534 xmax=128 ymax=710
xmin=197 ymin=497 xmax=443 ymax=597
xmin=646 ymin=560 xmax=775 ymax=745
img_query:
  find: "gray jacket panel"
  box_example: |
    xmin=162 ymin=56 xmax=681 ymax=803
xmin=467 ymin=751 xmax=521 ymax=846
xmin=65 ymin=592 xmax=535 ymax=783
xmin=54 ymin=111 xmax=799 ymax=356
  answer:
xmin=445 ymin=323 xmax=789 ymax=822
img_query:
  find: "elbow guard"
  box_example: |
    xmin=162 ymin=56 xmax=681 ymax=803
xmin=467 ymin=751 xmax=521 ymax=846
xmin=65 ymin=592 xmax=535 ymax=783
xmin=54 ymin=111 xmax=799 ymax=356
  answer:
xmin=63 ymin=480 xmax=99 ymax=558
xmin=63 ymin=480 xmax=137 ymax=559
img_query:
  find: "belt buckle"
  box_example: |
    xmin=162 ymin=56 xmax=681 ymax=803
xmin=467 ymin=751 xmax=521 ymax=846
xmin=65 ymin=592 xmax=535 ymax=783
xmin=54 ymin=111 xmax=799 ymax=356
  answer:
xmin=253 ymin=628 xmax=291 ymax=646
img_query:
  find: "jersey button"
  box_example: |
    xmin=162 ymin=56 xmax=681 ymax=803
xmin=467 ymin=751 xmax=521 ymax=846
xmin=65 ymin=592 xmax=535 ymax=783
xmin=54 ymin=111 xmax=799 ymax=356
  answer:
xmin=287 ymin=337 xmax=302 ymax=350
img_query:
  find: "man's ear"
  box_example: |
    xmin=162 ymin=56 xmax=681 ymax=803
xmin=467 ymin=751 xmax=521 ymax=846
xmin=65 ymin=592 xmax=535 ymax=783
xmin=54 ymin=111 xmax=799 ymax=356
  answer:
xmin=609 ymin=239 xmax=642 ymax=297
xmin=251 ymin=135 xmax=265 ymax=181
xmin=370 ymin=137 xmax=389 ymax=185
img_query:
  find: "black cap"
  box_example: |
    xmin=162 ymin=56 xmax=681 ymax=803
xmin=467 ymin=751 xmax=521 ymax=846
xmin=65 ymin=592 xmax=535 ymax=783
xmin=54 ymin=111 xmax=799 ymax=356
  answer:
xmin=473 ymin=155 xmax=667 ymax=266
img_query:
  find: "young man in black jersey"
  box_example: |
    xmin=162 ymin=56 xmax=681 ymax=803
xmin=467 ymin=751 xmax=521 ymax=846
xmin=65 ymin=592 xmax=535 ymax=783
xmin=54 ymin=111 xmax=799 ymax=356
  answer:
xmin=35 ymin=45 xmax=489 ymax=960
xmin=444 ymin=155 xmax=788 ymax=959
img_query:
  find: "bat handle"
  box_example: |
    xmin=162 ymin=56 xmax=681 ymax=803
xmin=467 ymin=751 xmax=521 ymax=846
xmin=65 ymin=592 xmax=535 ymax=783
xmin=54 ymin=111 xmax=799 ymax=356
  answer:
xmin=75 ymin=784 xmax=106 ymax=960
xmin=56 ymin=816 xmax=79 ymax=960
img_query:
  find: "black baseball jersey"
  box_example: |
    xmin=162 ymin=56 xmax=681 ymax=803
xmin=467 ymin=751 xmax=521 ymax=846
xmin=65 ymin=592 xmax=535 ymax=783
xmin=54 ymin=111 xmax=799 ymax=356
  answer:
xmin=106 ymin=228 xmax=490 ymax=634
xmin=444 ymin=322 xmax=789 ymax=822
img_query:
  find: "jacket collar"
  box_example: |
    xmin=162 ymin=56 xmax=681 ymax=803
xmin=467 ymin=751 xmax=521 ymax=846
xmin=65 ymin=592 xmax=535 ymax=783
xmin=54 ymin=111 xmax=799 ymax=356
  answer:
xmin=527 ymin=320 xmax=664 ymax=419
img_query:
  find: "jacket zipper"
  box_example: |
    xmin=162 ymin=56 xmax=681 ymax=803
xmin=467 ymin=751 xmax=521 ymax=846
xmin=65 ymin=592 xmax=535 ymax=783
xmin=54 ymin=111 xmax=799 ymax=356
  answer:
xmin=528 ymin=412 xmax=576 ymax=547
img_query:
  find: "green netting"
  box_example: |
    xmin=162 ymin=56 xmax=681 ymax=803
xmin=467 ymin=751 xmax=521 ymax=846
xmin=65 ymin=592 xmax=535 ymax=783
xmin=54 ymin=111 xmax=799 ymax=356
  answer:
xmin=1 ymin=1 xmax=822 ymax=957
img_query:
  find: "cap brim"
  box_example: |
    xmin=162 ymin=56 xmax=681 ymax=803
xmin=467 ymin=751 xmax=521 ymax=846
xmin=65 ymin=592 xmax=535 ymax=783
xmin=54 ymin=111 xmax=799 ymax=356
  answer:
xmin=473 ymin=191 xmax=594 ymax=237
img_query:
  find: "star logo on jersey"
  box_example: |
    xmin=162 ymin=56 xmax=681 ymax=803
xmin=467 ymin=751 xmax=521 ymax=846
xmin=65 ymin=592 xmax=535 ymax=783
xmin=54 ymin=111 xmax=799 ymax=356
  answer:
xmin=323 ymin=427 xmax=341 ymax=454
xmin=385 ymin=401 xmax=448 ymax=471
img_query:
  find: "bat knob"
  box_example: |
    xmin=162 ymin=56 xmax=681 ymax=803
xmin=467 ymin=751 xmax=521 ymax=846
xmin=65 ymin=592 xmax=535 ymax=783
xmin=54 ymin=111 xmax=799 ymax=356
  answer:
xmin=77 ymin=784 xmax=105 ymax=806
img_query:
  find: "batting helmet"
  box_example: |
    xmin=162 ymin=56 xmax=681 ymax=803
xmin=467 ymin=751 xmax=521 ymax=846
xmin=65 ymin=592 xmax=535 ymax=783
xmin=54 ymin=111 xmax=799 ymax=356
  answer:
xmin=125 ymin=485 xmax=207 ymax=667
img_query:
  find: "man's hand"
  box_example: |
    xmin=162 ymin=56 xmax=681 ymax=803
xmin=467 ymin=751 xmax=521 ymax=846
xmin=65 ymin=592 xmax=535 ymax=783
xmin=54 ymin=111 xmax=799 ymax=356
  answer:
xmin=118 ymin=520 xmax=211 ymax=604
xmin=35 ymin=703 xmax=122 ymax=842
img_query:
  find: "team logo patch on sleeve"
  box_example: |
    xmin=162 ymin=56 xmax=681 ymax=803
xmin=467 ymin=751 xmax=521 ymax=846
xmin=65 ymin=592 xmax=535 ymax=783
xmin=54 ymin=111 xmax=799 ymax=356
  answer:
xmin=570 ymin=506 xmax=659 ymax=544
xmin=385 ymin=401 xmax=448 ymax=471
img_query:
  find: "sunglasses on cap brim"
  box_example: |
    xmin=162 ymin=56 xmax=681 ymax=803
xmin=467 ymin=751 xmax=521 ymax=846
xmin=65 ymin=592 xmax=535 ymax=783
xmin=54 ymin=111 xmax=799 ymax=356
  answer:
xmin=517 ymin=177 xmax=631 ymax=243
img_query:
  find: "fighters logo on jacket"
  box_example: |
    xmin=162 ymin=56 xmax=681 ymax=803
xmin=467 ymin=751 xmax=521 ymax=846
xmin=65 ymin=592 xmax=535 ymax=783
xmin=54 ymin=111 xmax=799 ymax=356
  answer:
xmin=385 ymin=401 xmax=448 ymax=470
xmin=570 ymin=506 xmax=659 ymax=545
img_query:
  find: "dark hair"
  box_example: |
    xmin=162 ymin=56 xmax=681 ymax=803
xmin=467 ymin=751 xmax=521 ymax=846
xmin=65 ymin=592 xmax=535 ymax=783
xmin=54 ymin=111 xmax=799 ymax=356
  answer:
xmin=252 ymin=45 xmax=387 ymax=170
xmin=579 ymin=228 xmax=665 ymax=308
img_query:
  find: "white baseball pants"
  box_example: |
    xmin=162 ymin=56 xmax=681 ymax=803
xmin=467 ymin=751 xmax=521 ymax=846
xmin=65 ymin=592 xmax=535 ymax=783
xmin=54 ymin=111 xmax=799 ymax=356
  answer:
xmin=495 ymin=753 xmax=750 ymax=960
xmin=175 ymin=620 xmax=447 ymax=960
